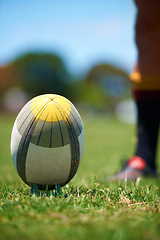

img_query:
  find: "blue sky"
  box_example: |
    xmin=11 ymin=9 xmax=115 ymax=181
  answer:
xmin=0 ymin=0 xmax=137 ymax=74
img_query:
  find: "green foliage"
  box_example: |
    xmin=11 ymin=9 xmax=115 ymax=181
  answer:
xmin=86 ymin=63 xmax=130 ymax=98
xmin=71 ymin=81 xmax=107 ymax=106
xmin=0 ymin=54 xmax=132 ymax=112
xmin=4 ymin=53 xmax=72 ymax=98
xmin=0 ymin=114 xmax=160 ymax=240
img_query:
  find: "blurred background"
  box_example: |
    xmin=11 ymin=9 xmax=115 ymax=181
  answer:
xmin=0 ymin=0 xmax=137 ymax=123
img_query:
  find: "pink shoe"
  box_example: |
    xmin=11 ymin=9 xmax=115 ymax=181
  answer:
xmin=111 ymin=156 xmax=157 ymax=181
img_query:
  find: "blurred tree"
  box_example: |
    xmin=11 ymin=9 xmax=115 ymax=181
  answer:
xmin=86 ymin=64 xmax=130 ymax=98
xmin=0 ymin=64 xmax=20 ymax=107
xmin=0 ymin=54 xmax=131 ymax=113
xmin=12 ymin=53 xmax=71 ymax=97
xmin=0 ymin=65 xmax=19 ymax=93
xmin=85 ymin=63 xmax=131 ymax=113
xmin=71 ymin=80 xmax=106 ymax=106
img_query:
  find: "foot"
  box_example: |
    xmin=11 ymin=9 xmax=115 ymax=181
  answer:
xmin=111 ymin=156 xmax=157 ymax=181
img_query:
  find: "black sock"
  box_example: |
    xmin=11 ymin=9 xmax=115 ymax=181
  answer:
xmin=135 ymin=100 xmax=160 ymax=169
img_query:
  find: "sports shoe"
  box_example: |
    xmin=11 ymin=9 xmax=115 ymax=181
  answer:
xmin=110 ymin=156 xmax=157 ymax=181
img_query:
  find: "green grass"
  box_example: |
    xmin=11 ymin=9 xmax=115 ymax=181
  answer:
xmin=0 ymin=113 xmax=160 ymax=240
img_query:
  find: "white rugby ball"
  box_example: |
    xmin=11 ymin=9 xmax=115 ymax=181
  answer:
xmin=11 ymin=94 xmax=84 ymax=190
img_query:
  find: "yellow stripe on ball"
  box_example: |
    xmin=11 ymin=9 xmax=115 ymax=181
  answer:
xmin=31 ymin=94 xmax=71 ymax=122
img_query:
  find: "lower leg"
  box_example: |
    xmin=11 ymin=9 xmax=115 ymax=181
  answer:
xmin=110 ymin=99 xmax=160 ymax=180
xmin=134 ymin=100 xmax=160 ymax=170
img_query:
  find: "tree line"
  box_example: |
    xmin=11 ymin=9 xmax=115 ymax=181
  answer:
xmin=0 ymin=52 xmax=130 ymax=111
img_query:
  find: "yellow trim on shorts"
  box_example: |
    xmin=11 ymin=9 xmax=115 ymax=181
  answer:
xmin=129 ymin=71 xmax=160 ymax=90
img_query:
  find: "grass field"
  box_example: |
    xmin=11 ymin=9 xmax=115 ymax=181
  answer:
xmin=0 ymin=113 xmax=160 ymax=240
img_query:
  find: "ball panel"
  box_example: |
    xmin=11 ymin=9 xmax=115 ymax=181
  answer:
xmin=31 ymin=94 xmax=72 ymax=122
xmin=78 ymin=128 xmax=85 ymax=163
xmin=67 ymin=110 xmax=82 ymax=136
xmin=16 ymin=93 xmax=84 ymax=148
xmin=25 ymin=143 xmax=71 ymax=185
xmin=64 ymin=119 xmax=84 ymax=185
xmin=16 ymin=113 xmax=38 ymax=186
xmin=29 ymin=107 xmax=83 ymax=148
xmin=30 ymin=117 xmax=70 ymax=148
xmin=16 ymin=101 xmax=35 ymax=136
xmin=11 ymin=119 xmax=22 ymax=171
xmin=31 ymin=117 xmax=52 ymax=148
xmin=64 ymin=119 xmax=80 ymax=184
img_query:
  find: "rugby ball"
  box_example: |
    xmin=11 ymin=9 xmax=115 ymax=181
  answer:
xmin=11 ymin=94 xmax=84 ymax=190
